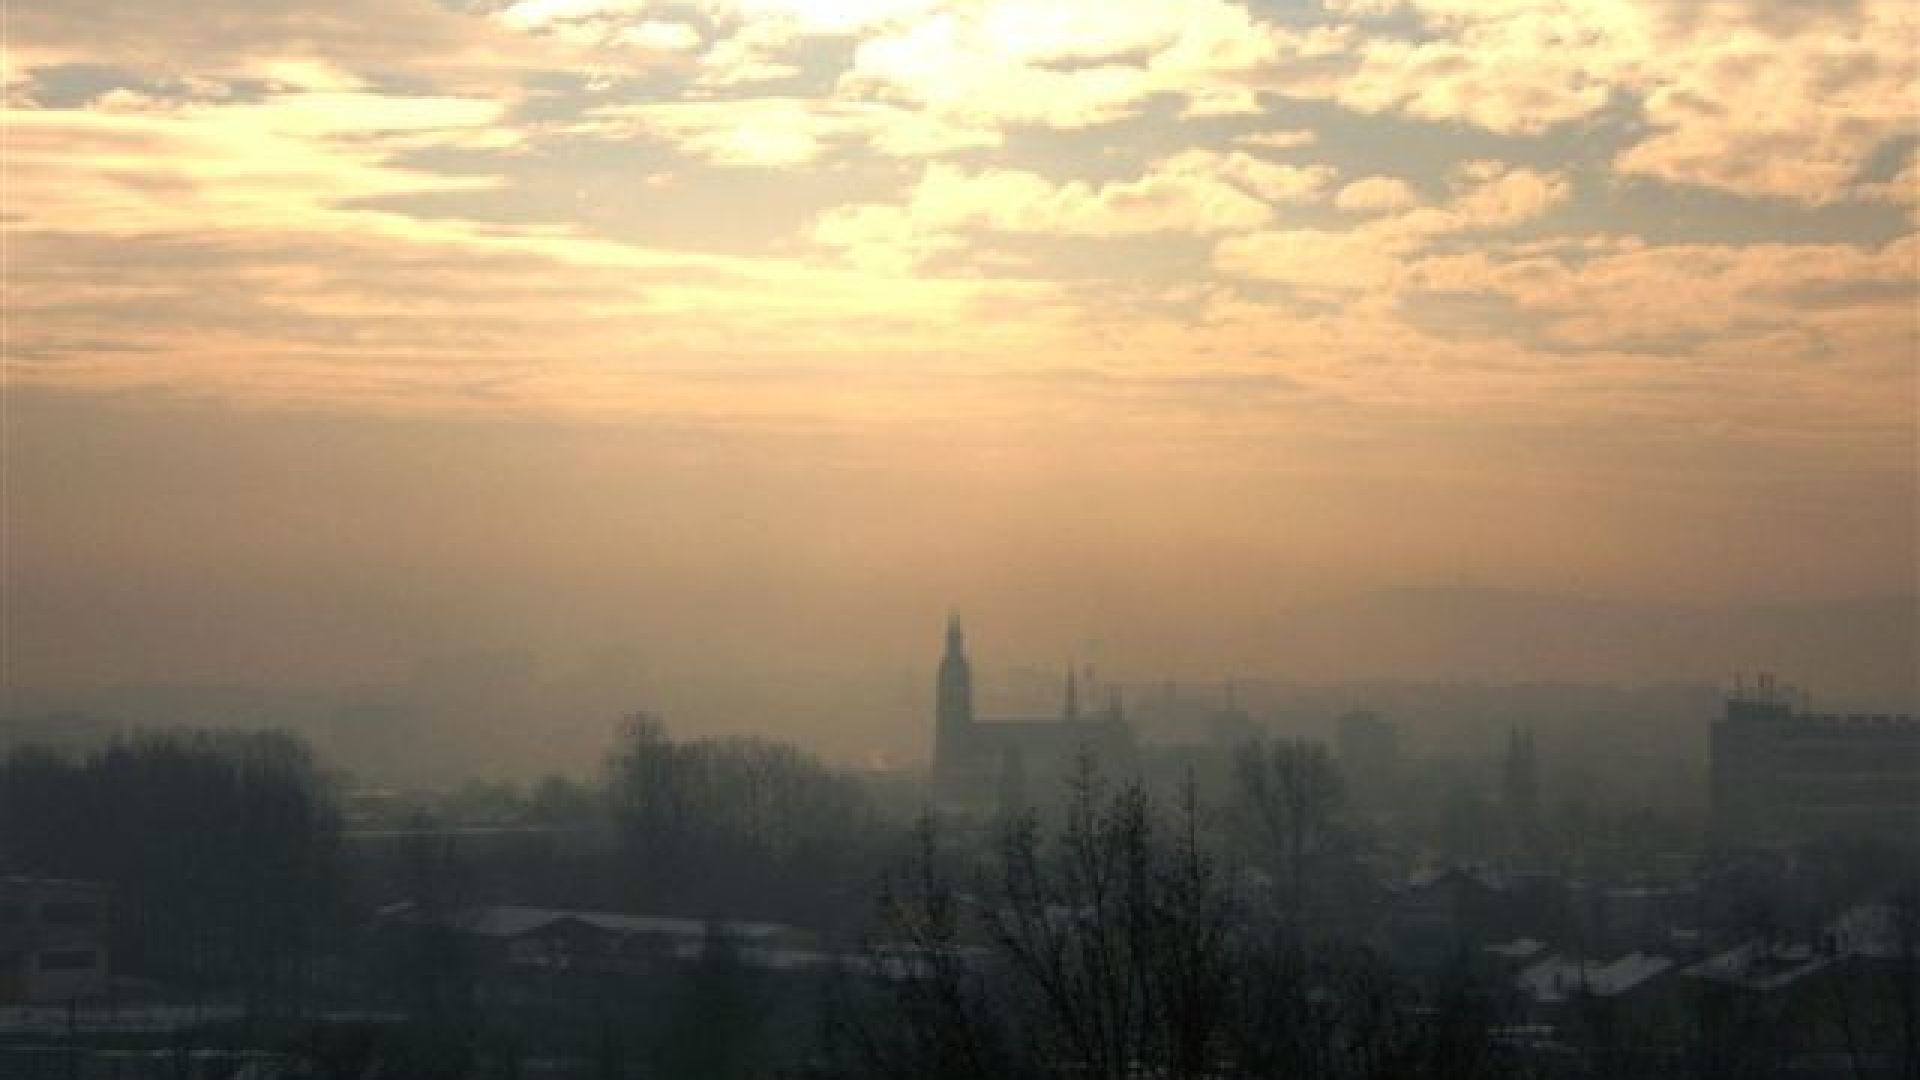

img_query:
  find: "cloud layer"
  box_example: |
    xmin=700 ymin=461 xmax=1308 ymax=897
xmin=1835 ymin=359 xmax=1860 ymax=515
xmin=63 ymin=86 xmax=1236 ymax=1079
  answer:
xmin=6 ymin=0 xmax=1915 ymax=624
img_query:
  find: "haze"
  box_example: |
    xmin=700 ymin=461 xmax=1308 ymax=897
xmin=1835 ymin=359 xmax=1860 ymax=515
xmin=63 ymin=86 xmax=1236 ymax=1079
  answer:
xmin=4 ymin=0 xmax=1917 ymax=761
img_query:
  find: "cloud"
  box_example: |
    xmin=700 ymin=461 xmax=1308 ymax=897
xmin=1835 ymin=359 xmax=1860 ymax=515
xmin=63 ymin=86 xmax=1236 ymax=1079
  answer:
xmin=721 ymin=0 xmax=943 ymax=38
xmin=1406 ymin=232 xmax=1919 ymax=358
xmin=578 ymin=98 xmax=864 ymax=165
xmin=839 ymin=0 xmax=1285 ymax=132
xmin=1215 ymin=228 xmax=1411 ymax=293
xmin=10 ymin=228 xmax=1073 ymax=407
xmin=1236 ymin=128 xmax=1319 ymax=150
xmin=1336 ymin=175 xmax=1421 ymax=213
xmin=9 ymin=0 xmax=545 ymax=90
xmin=6 ymin=0 xmax=1913 ymax=538
xmin=574 ymin=96 xmax=996 ymax=163
xmin=6 ymin=84 xmax=1078 ymax=414
xmin=1303 ymin=1 xmax=1635 ymax=135
xmin=1269 ymin=0 xmax=1918 ymax=205
xmin=1217 ymin=162 xmax=1568 ymax=292
xmin=694 ymin=19 xmax=809 ymax=85
xmin=1613 ymin=0 xmax=1918 ymax=204
xmin=500 ymin=0 xmax=702 ymax=55
xmin=1194 ymin=151 xmax=1337 ymax=204
xmin=6 ymin=90 xmax=517 ymax=236
xmin=1449 ymin=159 xmax=1570 ymax=227
xmin=504 ymin=0 xmax=1911 ymax=207
xmin=6 ymin=209 xmax=1073 ymax=416
xmin=814 ymin=152 xmax=1336 ymax=269
xmin=1853 ymin=148 xmax=1919 ymax=207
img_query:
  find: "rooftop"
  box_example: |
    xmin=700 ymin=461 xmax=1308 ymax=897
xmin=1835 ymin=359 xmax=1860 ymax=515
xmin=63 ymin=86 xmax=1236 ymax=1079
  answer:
xmin=1518 ymin=951 xmax=1673 ymax=1002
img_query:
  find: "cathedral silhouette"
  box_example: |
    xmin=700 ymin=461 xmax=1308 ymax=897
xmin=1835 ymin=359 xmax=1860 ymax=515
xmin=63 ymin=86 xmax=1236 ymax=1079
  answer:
xmin=930 ymin=615 xmax=1135 ymax=814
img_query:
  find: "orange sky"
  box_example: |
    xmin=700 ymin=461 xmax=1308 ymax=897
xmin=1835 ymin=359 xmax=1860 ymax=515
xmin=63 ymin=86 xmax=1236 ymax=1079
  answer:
xmin=2 ymin=0 xmax=1915 ymax=703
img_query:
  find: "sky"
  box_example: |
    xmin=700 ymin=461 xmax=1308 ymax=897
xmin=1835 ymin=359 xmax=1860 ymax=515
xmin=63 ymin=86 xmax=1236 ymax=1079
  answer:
xmin=3 ymin=0 xmax=1916 ymax=708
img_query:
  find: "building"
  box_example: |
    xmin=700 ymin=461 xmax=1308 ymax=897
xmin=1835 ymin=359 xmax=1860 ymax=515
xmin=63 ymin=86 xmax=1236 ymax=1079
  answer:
xmin=378 ymin=903 xmax=816 ymax=976
xmin=1710 ymin=676 xmax=1920 ymax=846
xmin=931 ymin=617 xmax=1134 ymax=815
xmin=1670 ymin=901 xmax=1919 ymax=1075
xmin=1515 ymin=950 xmax=1674 ymax=1012
xmin=0 ymin=877 xmax=111 ymax=1005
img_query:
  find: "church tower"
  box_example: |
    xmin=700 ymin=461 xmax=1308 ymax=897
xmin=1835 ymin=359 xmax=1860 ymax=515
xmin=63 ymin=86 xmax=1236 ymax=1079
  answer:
xmin=934 ymin=615 xmax=973 ymax=783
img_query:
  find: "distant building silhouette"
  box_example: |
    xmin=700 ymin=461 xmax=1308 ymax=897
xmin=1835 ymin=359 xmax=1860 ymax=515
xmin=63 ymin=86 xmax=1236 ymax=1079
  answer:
xmin=1710 ymin=674 xmax=1920 ymax=845
xmin=0 ymin=877 xmax=110 ymax=1004
xmin=931 ymin=616 xmax=1134 ymax=815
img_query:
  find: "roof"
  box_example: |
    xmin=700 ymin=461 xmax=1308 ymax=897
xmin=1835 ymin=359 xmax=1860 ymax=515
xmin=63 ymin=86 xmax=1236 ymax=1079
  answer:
xmin=1682 ymin=903 xmax=1912 ymax=992
xmin=1518 ymin=951 xmax=1672 ymax=1002
xmin=1683 ymin=941 xmax=1831 ymax=992
xmin=383 ymin=903 xmax=794 ymax=943
xmin=466 ymin=906 xmax=792 ymax=942
xmin=1826 ymin=902 xmax=1912 ymax=959
xmin=1588 ymin=952 xmax=1675 ymax=995
xmin=1486 ymin=937 xmax=1548 ymax=961
xmin=1401 ymin=864 xmax=1508 ymax=895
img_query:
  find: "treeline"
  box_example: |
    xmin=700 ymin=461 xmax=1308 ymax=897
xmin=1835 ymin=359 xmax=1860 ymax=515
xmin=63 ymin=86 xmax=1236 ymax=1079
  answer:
xmin=607 ymin=713 xmax=890 ymax=925
xmin=0 ymin=718 xmax=900 ymax=994
xmin=17 ymin=720 xmax=1905 ymax=1078
xmin=0 ymin=730 xmax=341 ymax=1009
xmin=821 ymin=764 xmax=1525 ymax=1080
xmin=373 ymin=714 xmax=898 ymax=927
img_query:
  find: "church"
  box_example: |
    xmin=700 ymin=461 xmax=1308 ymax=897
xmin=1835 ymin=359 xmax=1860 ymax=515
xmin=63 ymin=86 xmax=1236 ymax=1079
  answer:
xmin=930 ymin=616 xmax=1136 ymax=815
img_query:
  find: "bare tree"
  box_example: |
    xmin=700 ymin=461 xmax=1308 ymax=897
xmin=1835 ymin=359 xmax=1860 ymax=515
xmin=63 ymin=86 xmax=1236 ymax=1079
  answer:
xmin=979 ymin=765 xmax=1235 ymax=1080
xmin=828 ymin=761 xmax=1539 ymax=1080
xmin=1229 ymin=737 xmax=1351 ymax=922
xmin=820 ymin=816 xmax=1019 ymax=1080
xmin=605 ymin=713 xmax=878 ymax=923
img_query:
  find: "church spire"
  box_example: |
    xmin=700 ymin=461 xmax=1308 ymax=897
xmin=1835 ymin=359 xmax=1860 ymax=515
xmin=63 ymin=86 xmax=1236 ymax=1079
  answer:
xmin=935 ymin=614 xmax=974 ymax=774
xmin=1064 ymin=664 xmax=1080 ymax=722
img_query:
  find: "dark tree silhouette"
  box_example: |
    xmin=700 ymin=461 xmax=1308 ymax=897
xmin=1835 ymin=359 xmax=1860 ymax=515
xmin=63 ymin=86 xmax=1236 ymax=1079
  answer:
xmin=825 ymin=764 xmax=1531 ymax=1080
xmin=605 ymin=713 xmax=880 ymax=924
xmin=0 ymin=729 xmax=341 ymax=1013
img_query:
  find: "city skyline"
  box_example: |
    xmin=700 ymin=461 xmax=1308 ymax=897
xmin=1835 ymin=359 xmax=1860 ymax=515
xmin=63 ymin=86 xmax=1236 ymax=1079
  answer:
xmin=3 ymin=4 xmax=1917 ymax=1075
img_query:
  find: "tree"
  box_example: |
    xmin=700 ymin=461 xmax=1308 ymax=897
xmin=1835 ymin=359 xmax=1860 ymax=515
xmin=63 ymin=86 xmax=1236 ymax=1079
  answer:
xmin=826 ymin=764 xmax=1533 ymax=1080
xmin=391 ymin=816 xmax=480 ymax=1034
xmin=1228 ymin=737 xmax=1352 ymax=922
xmin=820 ymin=816 xmax=1017 ymax=1080
xmin=650 ymin=924 xmax=768 ymax=1080
xmin=981 ymin=767 xmax=1234 ymax=1080
xmin=604 ymin=714 xmax=879 ymax=923
xmin=825 ymin=771 xmax=1234 ymax=1080
xmin=0 ymin=729 xmax=342 ymax=1013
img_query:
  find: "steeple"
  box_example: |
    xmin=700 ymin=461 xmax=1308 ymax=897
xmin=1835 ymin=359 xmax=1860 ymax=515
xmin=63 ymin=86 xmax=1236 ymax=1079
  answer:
xmin=935 ymin=615 xmax=974 ymax=773
xmin=1064 ymin=664 xmax=1080 ymax=722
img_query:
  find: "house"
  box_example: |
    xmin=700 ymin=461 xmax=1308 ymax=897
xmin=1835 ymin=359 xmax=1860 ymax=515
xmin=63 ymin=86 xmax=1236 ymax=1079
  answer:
xmin=379 ymin=903 xmax=820 ymax=978
xmin=0 ymin=877 xmax=111 ymax=1004
xmin=1516 ymin=950 xmax=1674 ymax=1010
xmin=1384 ymin=865 xmax=1512 ymax=971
